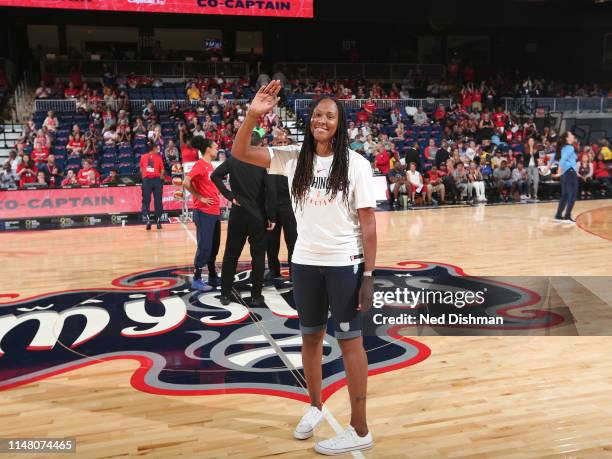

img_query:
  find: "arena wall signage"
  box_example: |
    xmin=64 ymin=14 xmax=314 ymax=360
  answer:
xmin=0 ymin=0 xmax=314 ymax=17
xmin=0 ymin=186 xmax=185 ymax=220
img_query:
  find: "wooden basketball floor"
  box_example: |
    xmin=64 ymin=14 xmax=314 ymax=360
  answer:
xmin=1 ymin=200 xmax=612 ymax=458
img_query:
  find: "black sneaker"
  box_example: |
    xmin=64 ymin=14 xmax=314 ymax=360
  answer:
xmin=553 ymin=216 xmax=564 ymax=223
xmin=156 ymin=220 xmax=162 ymax=230
xmin=219 ymin=294 xmax=232 ymax=306
xmin=264 ymin=270 xmax=281 ymax=281
xmin=146 ymin=222 xmax=152 ymax=230
xmin=563 ymin=216 xmax=576 ymax=224
xmin=249 ymin=295 xmax=265 ymax=306
xmin=207 ymin=275 xmax=221 ymax=287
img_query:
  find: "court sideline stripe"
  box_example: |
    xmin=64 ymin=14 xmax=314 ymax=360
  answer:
xmin=180 ymin=220 xmax=365 ymax=459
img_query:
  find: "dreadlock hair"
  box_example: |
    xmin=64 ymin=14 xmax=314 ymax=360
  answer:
xmin=291 ymin=97 xmax=350 ymax=209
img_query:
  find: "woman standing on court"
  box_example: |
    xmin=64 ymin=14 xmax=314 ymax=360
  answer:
xmin=554 ymin=131 xmax=578 ymax=223
xmin=231 ymin=80 xmax=377 ymax=456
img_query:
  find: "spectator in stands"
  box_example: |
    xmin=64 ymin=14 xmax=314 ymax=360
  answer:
xmin=31 ymin=139 xmax=50 ymax=165
xmin=413 ymin=107 xmax=429 ymax=126
xmin=6 ymin=150 xmax=21 ymax=175
xmin=165 ymin=139 xmax=180 ymax=164
xmin=467 ymin=161 xmax=486 ymax=202
xmin=363 ymin=98 xmax=377 ymax=119
xmin=512 ymin=161 xmax=530 ymax=200
xmin=133 ymin=117 xmax=148 ymax=138
xmin=142 ymin=101 xmax=157 ymax=123
xmin=375 ymin=145 xmax=391 ymax=175
xmin=350 ymin=134 xmax=366 ymax=156
xmin=0 ymin=163 xmax=18 ymax=190
xmin=404 ymin=141 xmax=421 ymax=171
xmin=103 ymin=125 xmax=118 ymax=146
xmin=426 ymin=165 xmax=446 ymax=205
xmin=89 ymin=105 xmax=102 ymax=126
xmin=387 ymin=161 xmax=408 ymax=209
xmin=600 ymin=138 xmax=612 ymax=161
xmin=102 ymin=168 xmax=120 ymax=185
xmin=169 ymin=101 xmax=183 ymax=121
xmin=407 ymin=162 xmax=426 ymax=205
xmin=36 ymin=171 xmax=48 ymax=187
xmin=39 ymin=154 xmax=61 ymax=188
xmin=192 ymin=121 xmax=205 ymax=138
xmin=102 ymin=108 xmax=116 ymax=132
xmin=67 ymin=133 xmax=86 ymax=157
xmin=452 ymin=162 xmax=469 ymax=201
xmin=79 ymin=82 xmax=90 ymax=98
xmin=187 ymin=83 xmax=202 ymax=102
xmin=35 ymin=81 xmax=51 ymax=99
xmin=61 ymin=169 xmax=79 ymax=187
xmin=523 ymin=137 xmax=540 ymax=201
xmin=116 ymin=119 xmax=131 ymax=144
xmin=89 ymin=89 xmax=103 ymax=107
xmin=393 ymin=121 xmax=405 ymax=140
xmin=435 ymin=141 xmax=451 ymax=168
xmin=593 ymin=152 xmax=611 ymax=196
xmin=424 ymin=138 xmax=438 ymax=163
xmin=77 ymin=159 xmax=100 ymax=186
xmin=494 ymin=160 xmax=513 ymax=201
xmin=19 ymin=119 xmax=37 ymax=145
xmin=257 ymin=70 xmax=271 ymax=87
xmin=16 ymin=154 xmax=37 ymax=188
xmin=84 ymin=125 xmax=101 ymax=154
xmin=43 ymin=111 xmax=59 ymax=133
xmin=64 ymin=81 xmax=79 ymax=99
xmin=102 ymin=64 xmax=116 ymax=87
xmin=577 ymin=155 xmax=594 ymax=199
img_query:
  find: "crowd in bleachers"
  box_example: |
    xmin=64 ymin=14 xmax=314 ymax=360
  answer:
xmin=1 ymin=68 xmax=612 ymax=210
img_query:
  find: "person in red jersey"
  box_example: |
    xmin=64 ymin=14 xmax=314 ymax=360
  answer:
xmin=77 ymin=159 xmax=100 ymax=186
xmin=181 ymin=140 xmax=199 ymax=163
xmin=493 ymin=106 xmax=508 ymax=129
xmin=61 ymin=169 xmax=79 ymax=187
xmin=182 ymin=137 xmax=221 ymax=291
xmin=16 ymin=154 xmax=37 ymax=188
xmin=139 ymin=142 xmax=165 ymax=230
xmin=31 ymin=140 xmax=50 ymax=165
xmin=101 ymin=168 xmax=120 ymax=185
xmin=375 ymin=146 xmax=390 ymax=174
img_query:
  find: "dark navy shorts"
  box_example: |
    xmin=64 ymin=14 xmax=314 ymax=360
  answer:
xmin=291 ymin=262 xmax=364 ymax=340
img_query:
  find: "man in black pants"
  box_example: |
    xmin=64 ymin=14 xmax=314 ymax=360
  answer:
xmin=139 ymin=142 xmax=165 ymax=230
xmin=211 ymin=132 xmax=275 ymax=305
xmin=265 ymin=170 xmax=297 ymax=280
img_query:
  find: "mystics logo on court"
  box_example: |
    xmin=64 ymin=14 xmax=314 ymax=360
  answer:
xmin=0 ymin=262 xmax=566 ymax=400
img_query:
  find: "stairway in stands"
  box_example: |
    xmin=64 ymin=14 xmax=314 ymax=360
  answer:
xmin=277 ymin=106 xmax=304 ymax=142
xmin=0 ymin=124 xmax=21 ymax=163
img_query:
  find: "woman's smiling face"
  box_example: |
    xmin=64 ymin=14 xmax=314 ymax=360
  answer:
xmin=310 ymin=99 xmax=339 ymax=144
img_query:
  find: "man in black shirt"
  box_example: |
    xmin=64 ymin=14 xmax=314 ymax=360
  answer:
xmin=265 ymin=140 xmax=297 ymax=280
xmin=404 ymin=141 xmax=421 ymax=171
xmin=211 ymin=132 xmax=275 ymax=306
xmin=434 ymin=142 xmax=450 ymax=168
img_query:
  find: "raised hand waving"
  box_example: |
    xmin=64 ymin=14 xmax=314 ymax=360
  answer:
xmin=248 ymin=80 xmax=282 ymax=118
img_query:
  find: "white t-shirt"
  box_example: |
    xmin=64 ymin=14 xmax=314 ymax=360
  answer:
xmin=268 ymin=145 xmax=377 ymax=266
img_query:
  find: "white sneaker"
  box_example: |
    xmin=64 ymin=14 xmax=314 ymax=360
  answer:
xmin=294 ymin=406 xmax=324 ymax=440
xmin=314 ymin=425 xmax=373 ymax=455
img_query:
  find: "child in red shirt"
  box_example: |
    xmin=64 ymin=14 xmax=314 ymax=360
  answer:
xmin=77 ymin=160 xmax=100 ymax=186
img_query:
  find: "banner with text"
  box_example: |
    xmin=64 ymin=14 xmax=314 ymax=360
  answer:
xmin=0 ymin=186 xmax=185 ymax=220
xmin=0 ymin=0 xmax=313 ymax=17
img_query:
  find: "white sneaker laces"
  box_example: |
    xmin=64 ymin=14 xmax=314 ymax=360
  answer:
xmin=326 ymin=427 xmax=356 ymax=447
xmin=299 ymin=406 xmax=321 ymax=428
